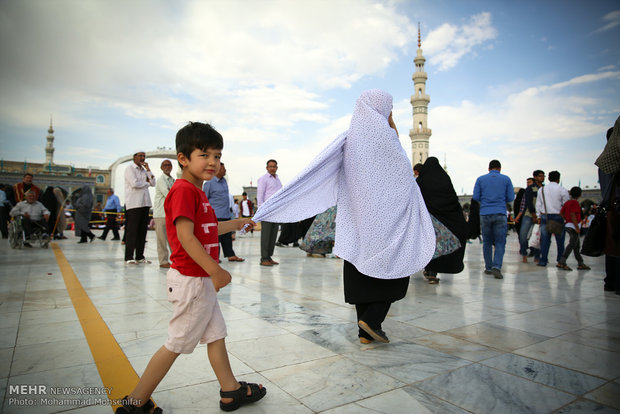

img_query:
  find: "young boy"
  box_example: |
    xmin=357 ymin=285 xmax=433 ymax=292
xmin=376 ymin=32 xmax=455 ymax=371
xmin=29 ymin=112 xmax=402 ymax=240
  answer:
xmin=117 ymin=122 xmax=266 ymax=413
xmin=557 ymin=186 xmax=590 ymax=271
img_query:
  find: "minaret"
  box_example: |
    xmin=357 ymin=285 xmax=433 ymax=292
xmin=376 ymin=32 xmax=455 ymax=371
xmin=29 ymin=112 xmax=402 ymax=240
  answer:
xmin=409 ymin=24 xmax=432 ymax=164
xmin=45 ymin=116 xmax=55 ymax=165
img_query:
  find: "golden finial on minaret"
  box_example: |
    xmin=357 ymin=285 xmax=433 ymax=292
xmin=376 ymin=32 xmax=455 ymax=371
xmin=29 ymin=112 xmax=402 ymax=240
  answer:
xmin=418 ymin=22 xmax=421 ymax=48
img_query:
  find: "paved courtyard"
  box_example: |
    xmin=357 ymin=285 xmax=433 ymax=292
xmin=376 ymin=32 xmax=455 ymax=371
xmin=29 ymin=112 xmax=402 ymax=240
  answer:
xmin=0 ymin=230 xmax=619 ymax=413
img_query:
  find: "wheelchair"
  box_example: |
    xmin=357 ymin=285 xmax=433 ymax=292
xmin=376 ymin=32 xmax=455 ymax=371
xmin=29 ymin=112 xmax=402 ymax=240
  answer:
xmin=8 ymin=216 xmax=50 ymax=249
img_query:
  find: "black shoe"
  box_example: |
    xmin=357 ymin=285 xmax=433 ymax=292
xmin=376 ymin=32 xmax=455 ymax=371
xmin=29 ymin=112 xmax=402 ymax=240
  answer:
xmin=358 ymin=320 xmax=389 ymax=343
xmin=98 ymin=236 xmax=105 ymax=240
xmin=111 ymin=238 xmax=120 ymax=241
xmin=23 ymin=243 xmax=33 ymax=248
xmin=275 ymin=242 xmax=284 ymax=247
xmin=292 ymin=242 xmax=299 ymax=247
xmin=77 ymin=240 xmax=87 ymax=244
xmin=89 ymin=234 xmax=96 ymax=242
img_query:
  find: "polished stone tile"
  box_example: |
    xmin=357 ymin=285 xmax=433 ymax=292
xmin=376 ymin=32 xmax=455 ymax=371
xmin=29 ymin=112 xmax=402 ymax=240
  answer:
xmin=129 ymin=347 xmax=254 ymax=392
xmin=585 ymin=381 xmax=620 ymax=408
xmin=297 ymin=323 xmax=374 ymax=354
xmin=225 ymin=317 xmax=290 ymax=342
xmin=3 ymin=363 xmax=104 ymax=414
xmin=101 ymin=311 xmax=171 ymax=336
xmin=557 ymin=326 xmax=620 ymax=353
xmin=515 ymin=338 xmax=620 ymax=380
xmin=0 ymin=348 xmax=12 ymax=379
xmin=11 ymin=337 xmax=95 ymax=376
xmin=19 ymin=307 xmax=79 ymax=326
xmin=262 ymin=355 xmax=404 ymax=412
xmin=152 ymin=373 xmax=310 ymax=414
xmin=0 ymin=326 xmax=18 ymax=349
xmin=323 ymin=386 xmax=471 ymax=414
xmin=0 ymin=312 xmax=20 ymax=330
xmin=115 ymin=329 xmax=167 ymax=359
xmin=412 ymin=333 xmax=503 ymax=362
xmin=58 ymin=404 xmax=113 ymax=413
xmin=21 ymin=288 xmax=73 ymax=312
xmin=263 ymin=309 xmax=350 ymax=333
xmin=417 ymin=363 xmax=575 ymax=414
xmin=226 ymin=333 xmax=335 ymax=371
xmin=445 ymin=322 xmax=550 ymax=351
xmin=481 ymin=353 xmax=606 ymax=395
xmin=16 ymin=319 xmax=86 ymax=346
xmin=344 ymin=342 xmax=471 ymax=383
xmin=401 ymin=302 xmax=514 ymax=332
xmin=556 ymin=399 xmax=620 ymax=414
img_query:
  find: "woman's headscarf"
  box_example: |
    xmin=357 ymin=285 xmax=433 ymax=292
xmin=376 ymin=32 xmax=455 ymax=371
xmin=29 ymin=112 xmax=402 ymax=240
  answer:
xmin=253 ymin=89 xmax=436 ymax=279
xmin=39 ymin=186 xmax=58 ymax=218
xmin=75 ymin=185 xmax=93 ymax=213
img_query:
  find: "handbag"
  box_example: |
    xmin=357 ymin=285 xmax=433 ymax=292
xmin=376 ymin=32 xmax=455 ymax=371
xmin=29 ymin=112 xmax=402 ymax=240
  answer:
xmin=541 ymin=187 xmax=564 ymax=235
xmin=581 ymin=208 xmax=606 ymax=257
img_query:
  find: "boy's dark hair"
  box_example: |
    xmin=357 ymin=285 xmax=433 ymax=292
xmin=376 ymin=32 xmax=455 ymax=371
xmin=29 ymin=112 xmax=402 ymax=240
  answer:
xmin=23 ymin=173 xmax=33 ymax=178
xmin=489 ymin=160 xmax=501 ymax=170
xmin=266 ymin=159 xmax=277 ymax=166
xmin=413 ymin=163 xmax=423 ymax=173
xmin=548 ymin=170 xmax=560 ymax=182
xmin=176 ymin=122 xmax=223 ymax=169
xmin=569 ymin=186 xmax=582 ymax=199
xmin=533 ymin=170 xmax=544 ymax=177
xmin=242 ymin=192 xmax=247 ymax=196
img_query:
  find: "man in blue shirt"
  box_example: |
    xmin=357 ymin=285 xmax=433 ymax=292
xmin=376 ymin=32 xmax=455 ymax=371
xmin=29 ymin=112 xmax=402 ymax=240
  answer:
xmin=203 ymin=163 xmax=245 ymax=262
xmin=98 ymin=188 xmax=122 ymax=240
xmin=473 ymin=160 xmax=514 ymax=279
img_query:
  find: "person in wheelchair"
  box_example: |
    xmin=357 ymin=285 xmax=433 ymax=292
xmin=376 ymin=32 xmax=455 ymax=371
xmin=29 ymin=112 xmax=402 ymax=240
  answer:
xmin=9 ymin=190 xmax=50 ymax=247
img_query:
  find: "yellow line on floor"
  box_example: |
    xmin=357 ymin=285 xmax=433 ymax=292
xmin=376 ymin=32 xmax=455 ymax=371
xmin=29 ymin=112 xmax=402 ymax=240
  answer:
xmin=51 ymin=242 xmax=142 ymax=411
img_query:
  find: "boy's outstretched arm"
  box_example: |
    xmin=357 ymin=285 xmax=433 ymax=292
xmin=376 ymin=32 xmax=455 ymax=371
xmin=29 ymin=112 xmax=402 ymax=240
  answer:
xmin=175 ymin=217 xmax=231 ymax=291
xmin=218 ymin=217 xmax=255 ymax=235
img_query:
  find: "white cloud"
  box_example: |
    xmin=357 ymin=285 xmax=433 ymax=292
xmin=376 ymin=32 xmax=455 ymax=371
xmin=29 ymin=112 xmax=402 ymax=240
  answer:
xmin=424 ymin=12 xmax=497 ymax=71
xmin=421 ymin=70 xmax=619 ymax=194
xmin=0 ymin=0 xmax=415 ymax=136
xmin=593 ymin=10 xmax=620 ymax=33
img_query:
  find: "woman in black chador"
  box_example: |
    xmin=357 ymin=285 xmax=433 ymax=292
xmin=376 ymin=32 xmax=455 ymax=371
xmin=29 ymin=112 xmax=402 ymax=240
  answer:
xmin=416 ymin=157 xmax=468 ymax=283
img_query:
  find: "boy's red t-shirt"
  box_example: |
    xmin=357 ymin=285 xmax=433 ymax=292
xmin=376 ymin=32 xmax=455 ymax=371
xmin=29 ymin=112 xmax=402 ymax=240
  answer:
xmin=165 ymin=179 xmax=219 ymax=277
xmin=560 ymin=199 xmax=581 ymax=224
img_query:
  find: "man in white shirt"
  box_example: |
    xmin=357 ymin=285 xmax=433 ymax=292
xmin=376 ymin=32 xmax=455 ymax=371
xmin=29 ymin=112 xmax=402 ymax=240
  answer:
xmin=124 ymin=151 xmax=156 ymax=264
xmin=153 ymin=159 xmax=175 ymax=268
xmin=535 ymin=170 xmax=569 ymax=267
xmin=257 ymin=159 xmax=282 ymax=266
xmin=10 ymin=190 xmax=50 ymax=247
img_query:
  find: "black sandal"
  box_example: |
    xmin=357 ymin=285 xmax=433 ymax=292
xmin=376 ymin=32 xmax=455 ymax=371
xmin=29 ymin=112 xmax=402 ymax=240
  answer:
xmin=220 ymin=381 xmax=266 ymax=412
xmin=115 ymin=396 xmax=162 ymax=413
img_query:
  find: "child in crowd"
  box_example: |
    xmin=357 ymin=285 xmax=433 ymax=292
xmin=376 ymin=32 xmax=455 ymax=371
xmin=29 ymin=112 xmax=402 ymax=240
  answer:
xmin=557 ymin=186 xmax=590 ymax=271
xmin=116 ymin=122 xmax=265 ymax=413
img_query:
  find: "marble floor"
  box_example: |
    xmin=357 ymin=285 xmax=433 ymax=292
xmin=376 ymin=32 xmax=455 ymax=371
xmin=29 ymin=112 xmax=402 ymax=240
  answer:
xmin=0 ymin=230 xmax=619 ymax=413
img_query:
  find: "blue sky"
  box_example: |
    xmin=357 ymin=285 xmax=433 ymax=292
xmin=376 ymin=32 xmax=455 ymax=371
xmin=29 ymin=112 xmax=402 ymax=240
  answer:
xmin=1 ymin=0 xmax=618 ymax=203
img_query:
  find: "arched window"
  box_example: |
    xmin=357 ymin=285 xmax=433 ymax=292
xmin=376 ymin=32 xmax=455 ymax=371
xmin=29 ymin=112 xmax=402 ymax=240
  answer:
xmin=418 ymin=122 xmax=423 ymax=131
xmin=96 ymin=175 xmax=105 ymax=184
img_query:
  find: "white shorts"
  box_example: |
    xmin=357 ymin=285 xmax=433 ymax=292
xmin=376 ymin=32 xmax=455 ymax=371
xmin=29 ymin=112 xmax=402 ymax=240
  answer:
xmin=164 ymin=268 xmax=227 ymax=354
